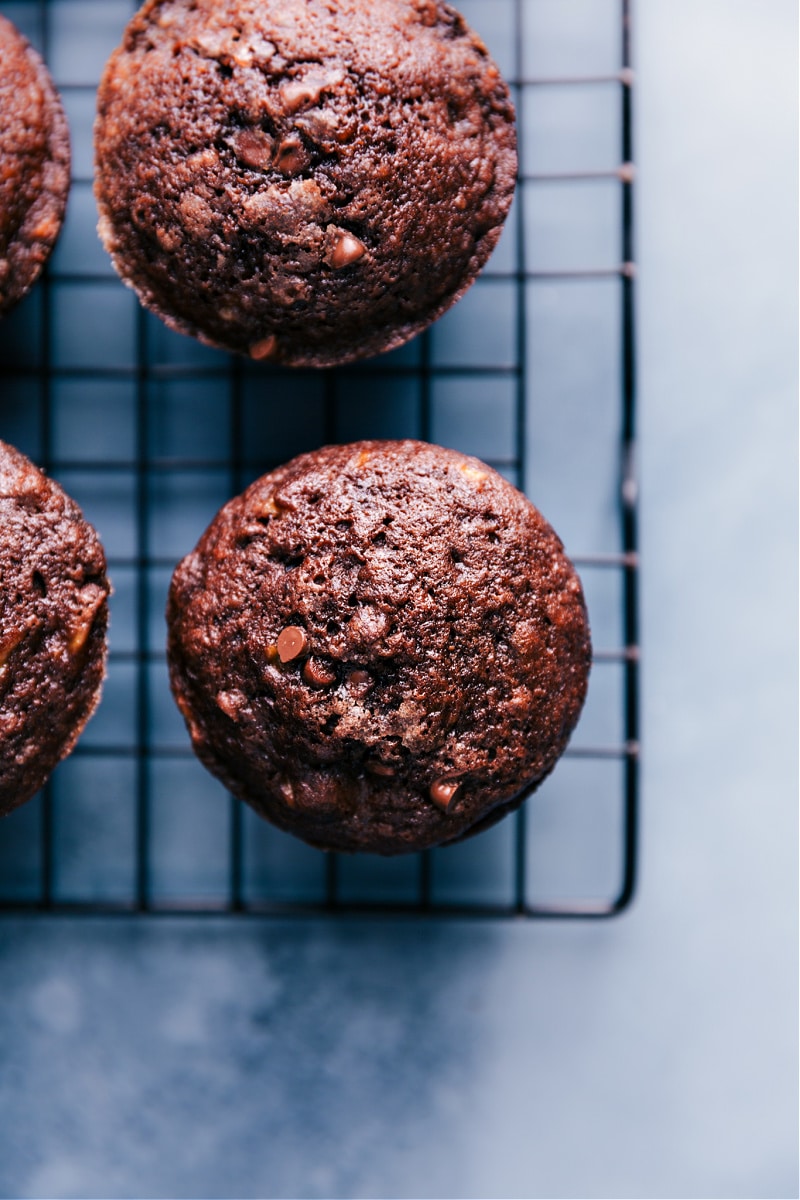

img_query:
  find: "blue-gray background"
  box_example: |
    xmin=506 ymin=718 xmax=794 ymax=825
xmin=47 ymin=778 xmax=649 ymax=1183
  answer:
xmin=0 ymin=0 xmax=797 ymax=1197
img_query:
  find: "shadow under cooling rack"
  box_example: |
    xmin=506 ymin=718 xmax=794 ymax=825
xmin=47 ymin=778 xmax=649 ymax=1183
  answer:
xmin=0 ymin=0 xmax=639 ymax=919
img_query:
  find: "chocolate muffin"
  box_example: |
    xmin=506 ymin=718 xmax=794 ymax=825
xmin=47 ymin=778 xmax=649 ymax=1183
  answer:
xmin=0 ymin=15 xmax=70 ymax=319
xmin=167 ymin=441 xmax=591 ymax=855
xmin=0 ymin=441 xmax=110 ymax=818
xmin=94 ymin=0 xmax=517 ymax=366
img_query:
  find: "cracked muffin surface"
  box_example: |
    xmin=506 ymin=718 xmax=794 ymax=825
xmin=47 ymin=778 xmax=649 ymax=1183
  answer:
xmin=0 ymin=441 xmax=110 ymax=817
xmin=167 ymin=440 xmax=591 ymax=855
xmin=94 ymin=0 xmax=517 ymax=366
xmin=0 ymin=14 xmax=70 ymax=318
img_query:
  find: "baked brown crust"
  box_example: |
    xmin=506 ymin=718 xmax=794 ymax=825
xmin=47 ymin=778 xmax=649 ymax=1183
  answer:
xmin=94 ymin=0 xmax=517 ymax=366
xmin=0 ymin=441 xmax=110 ymax=817
xmin=167 ymin=440 xmax=591 ymax=855
xmin=0 ymin=15 xmax=70 ymax=319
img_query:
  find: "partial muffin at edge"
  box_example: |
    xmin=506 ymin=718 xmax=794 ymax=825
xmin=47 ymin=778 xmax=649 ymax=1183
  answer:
xmin=0 ymin=14 xmax=70 ymax=318
xmin=0 ymin=441 xmax=110 ymax=817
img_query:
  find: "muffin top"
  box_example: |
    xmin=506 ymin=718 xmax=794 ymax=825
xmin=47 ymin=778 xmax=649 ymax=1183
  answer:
xmin=0 ymin=441 xmax=110 ymax=817
xmin=168 ymin=441 xmax=591 ymax=854
xmin=94 ymin=0 xmax=517 ymax=366
xmin=0 ymin=15 xmax=70 ymax=318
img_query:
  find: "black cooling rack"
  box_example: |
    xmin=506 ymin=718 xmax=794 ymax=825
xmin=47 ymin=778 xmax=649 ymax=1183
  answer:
xmin=0 ymin=0 xmax=639 ymax=919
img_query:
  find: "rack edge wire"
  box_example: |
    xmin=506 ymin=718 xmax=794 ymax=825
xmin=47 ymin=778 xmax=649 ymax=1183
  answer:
xmin=0 ymin=0 xmax=640 ymax=920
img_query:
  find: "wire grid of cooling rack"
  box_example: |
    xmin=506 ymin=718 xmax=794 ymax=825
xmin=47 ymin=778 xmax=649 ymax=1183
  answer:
xmin=0 ymin=0 xmax=638 ymax=919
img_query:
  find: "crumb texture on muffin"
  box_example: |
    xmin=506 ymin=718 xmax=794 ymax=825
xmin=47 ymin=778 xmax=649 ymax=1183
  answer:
xmin=0 ymin=15 xmax=70 ymax=318
xmin=167 ymin=440 xmax=591 ymax=855
xmin=0 ymin=441 xmax=110 ymax=817
xmin=94 ymin=0 xmax=517 ymax=365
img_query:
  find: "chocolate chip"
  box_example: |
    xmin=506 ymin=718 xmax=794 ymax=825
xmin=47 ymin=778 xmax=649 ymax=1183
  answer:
xmin=303 ymin=657 xmax=337 ymax=688
xmin=232 ymin=127 xmax=274 ymax=170
xmin=274 ymin=135 xmax=308 ymax=175
xmin=349 ymin=669 xmax=372 ymax=687
xmin=277 ymin=626 xmax=309 ymax=663
xmin=330 ymin=232 xmax=366 ymax=269
xmin=430 ymin=778 xmax=461 ymax=812
xmin=366 ymin=759 xmax=396 ymax=777
xmin=250 ymin=334 xmax=278 ymax=361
